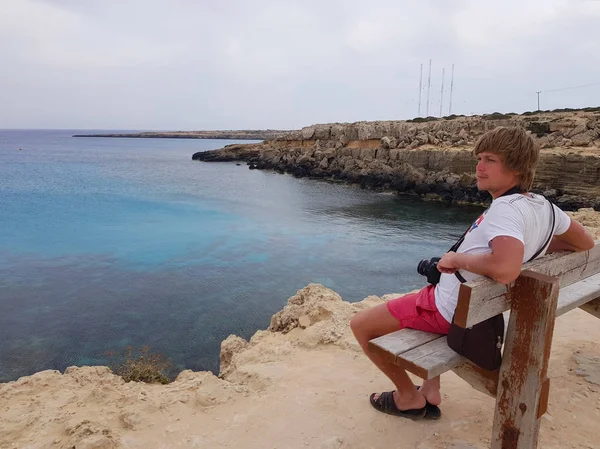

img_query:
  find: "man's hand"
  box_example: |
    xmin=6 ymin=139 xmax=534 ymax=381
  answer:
xmin=436 ymin=236 xmax=524 ymax=284
xmin=437 ymin=252 xmax=461 ymax=274
xmin=547 ymin=219 xmax=594 ymax=253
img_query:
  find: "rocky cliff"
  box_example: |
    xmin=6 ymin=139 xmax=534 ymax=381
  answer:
xmin=193 ymin=110 xmax=600 ymax=210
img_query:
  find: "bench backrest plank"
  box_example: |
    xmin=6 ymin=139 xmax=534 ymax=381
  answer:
xmin=455 ymin=243 xmax=600 ymax=328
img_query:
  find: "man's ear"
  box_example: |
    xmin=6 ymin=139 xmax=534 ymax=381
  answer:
xmin=511 ymin=170 xmax=522 ymax=185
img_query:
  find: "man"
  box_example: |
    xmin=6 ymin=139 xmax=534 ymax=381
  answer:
xmin=350 ymin=126 xmax=595 ymax=420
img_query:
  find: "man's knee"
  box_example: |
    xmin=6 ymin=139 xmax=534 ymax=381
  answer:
xmin=350 ymin=309 xmax=381 ymax=346
xmin=351 ymin=304 xmax=402 ymax=346
xmin=350 ymin=310 xmax=369 ymax=342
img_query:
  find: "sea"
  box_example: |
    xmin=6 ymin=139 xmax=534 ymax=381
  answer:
xmin=0 ymin=129 xmax=483 ymax=382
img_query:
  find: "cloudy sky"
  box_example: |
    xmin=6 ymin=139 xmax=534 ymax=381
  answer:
xmin=1 ymin=0 xmax=599 ymax=130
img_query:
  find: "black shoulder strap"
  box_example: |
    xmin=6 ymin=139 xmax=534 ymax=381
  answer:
xmin=450 ymin=186 xmax=524 ymax=253
xmin=526 ymin=198 xmax=555 ymax=263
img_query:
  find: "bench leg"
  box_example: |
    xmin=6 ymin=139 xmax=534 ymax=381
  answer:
xmin=579 ymin=296 xmax=600 ymax=319
xmin=452 ymin=361 xmax=499 ymax=398
xmin=491 ymin=271 xmax=559 ymax=449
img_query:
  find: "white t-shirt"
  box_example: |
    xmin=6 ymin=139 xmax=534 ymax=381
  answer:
xmin=434 ymin=193 xmax=572 ymax=323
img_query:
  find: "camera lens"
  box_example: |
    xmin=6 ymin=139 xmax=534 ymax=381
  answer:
xmin=417 ymin=259 xmax=430 ymax=276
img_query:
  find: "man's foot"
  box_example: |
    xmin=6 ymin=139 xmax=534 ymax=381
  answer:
xmin=369 ymin=391 xmax=426 ymax=420
xmin=416 ymin=386 xmax=442 ymax=420
xmin=417 ymin=384 xmax=441 ymax=406
xmin=423 ymin=402 xmax=441 ymax=420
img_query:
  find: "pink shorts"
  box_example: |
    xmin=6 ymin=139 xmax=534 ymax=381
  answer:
xmin=386 ymin=285 xmax=451 ymax=335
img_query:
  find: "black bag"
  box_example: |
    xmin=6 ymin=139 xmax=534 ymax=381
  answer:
xmin=446 ymin=191 xmax=555 ymax=371
xmin=447 ymin=314 xmax=505 ymax=371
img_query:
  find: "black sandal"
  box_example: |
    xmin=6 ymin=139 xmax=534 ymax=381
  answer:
xmin=416 ymin=386 xmax=441 ymax=420
xmin=369 ymin=391 xmax=426 ymax=420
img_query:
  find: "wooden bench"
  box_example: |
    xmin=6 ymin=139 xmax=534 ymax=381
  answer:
xmin=369 ymin=243 xmax=600 ymax=449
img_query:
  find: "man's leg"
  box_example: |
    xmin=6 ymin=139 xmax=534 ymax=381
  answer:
xmin=420 ymin=377 xmax=441 ymax=406
xmin=350 ymin=303 xmax=426 ymax=411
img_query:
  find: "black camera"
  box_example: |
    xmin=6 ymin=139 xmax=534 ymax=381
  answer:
xmin=417 ymin=257 xmax=442 ymax=285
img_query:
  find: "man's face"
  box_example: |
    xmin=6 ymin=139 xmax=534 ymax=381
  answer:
xmin=475 ymin=151 xmax=520 ymax=196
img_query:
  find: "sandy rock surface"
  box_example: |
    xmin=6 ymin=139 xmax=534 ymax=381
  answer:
xmin=568 ymin=208 xmax=600 ymax=239
xmin=2 ymin=217 xmax=600 ymax=449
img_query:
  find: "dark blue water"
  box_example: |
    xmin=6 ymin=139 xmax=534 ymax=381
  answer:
xmin=0 ymin=130 xmax=482 ymax=381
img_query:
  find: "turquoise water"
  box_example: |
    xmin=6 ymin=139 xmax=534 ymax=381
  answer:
xmin=0 ymin=130 xmax=482 ymax=381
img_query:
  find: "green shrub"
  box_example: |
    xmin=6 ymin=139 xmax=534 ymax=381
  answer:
xmin=406 ymin=116 xmax=440 ymax=123
xmin=550 ymin=107 xmax=575 ymax=113
xmin=482 ymin=112 xmax=513 ymax=120
xmin=546 ymin=106 xmax=599 ymax=113
xmin=108 ymin=346 xmax=171 ymax=384
xmin=526 ymin=121 xmax=551 ymax=137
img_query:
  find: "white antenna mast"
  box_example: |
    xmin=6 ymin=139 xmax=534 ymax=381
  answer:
xmin=426 ymin=59 xmax=432 ymax=116
xmin=439 ymin=68 xmax=445 ymax=117
xmin=418 ymin=63 xmax=423 ymax=116
xmin=448 ymin=63 xmax=455 ymax=115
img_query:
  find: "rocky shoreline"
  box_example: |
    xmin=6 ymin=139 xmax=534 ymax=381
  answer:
xmin=193 ymin=110 xmax=600 ymax=211
xmin=73 ymin=130 xmax=292 ymax=140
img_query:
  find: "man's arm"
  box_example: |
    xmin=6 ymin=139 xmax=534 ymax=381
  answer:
xmin=546 ymin=218 xmax=595 ymax=253
xmin=438 ymin=220 xmax=596 ymax=283
xmin=437 ymin=236 xmax=524 ymax=285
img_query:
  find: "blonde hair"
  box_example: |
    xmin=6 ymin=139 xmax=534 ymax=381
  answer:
xmin=473 ymin=126 xmax=540 ymax=190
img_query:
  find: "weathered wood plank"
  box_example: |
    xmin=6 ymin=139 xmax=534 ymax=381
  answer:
xmin=537 ymin=378 xmax=550 ymax=418
xmin=456 ymin=244 xmax=600 ymax=328
xmin=368 ymin=328 xmax=442 ymax=357
xmin=580 ymin=296 xmax=600 ymax=319
xmin=491 ymin=271 xmax=559 ymax=449
xmin=368 ymin=341 xmax=406 ymax=370
xmin=395 ymin=337 xmax=465 ymax=379
xmin=452 ymin=361 xmax=499 ymax=398
xmin=399 ymin=312 xmax=509 ymax=380
xmin=556 ymin=275 xmax=600 ymax=317
xmin=462 ymin=270 xmax=600 ymax=329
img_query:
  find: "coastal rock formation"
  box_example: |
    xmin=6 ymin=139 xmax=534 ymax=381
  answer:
xmin=193 ymin=110 xmax=600 ymax=210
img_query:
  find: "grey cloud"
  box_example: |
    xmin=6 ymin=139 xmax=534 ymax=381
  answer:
xmin=0 ymin=0 xmax=598 ymax=129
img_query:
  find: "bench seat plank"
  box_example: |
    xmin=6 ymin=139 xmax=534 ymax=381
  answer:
xmin=556 ymin=273 xmax=600 ymax=316
xmin=368 ymin=328 xmax=441 ymax=358
xmin=396 ymin=337 xmax=464 ymax=379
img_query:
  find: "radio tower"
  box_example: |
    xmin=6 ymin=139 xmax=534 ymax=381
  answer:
xmin=426 ymin=59 xmax=432 ymax=117
xmin=418 ymin=64 xmax=423 ymax=116
xmin=439 ymin=68 xmax=445 ymax=117
xmin=448 ymin=63 xmax=455 ymax=115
